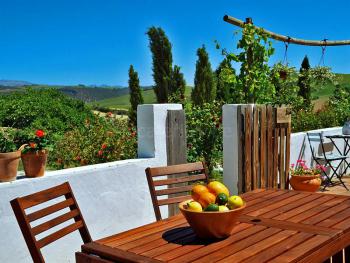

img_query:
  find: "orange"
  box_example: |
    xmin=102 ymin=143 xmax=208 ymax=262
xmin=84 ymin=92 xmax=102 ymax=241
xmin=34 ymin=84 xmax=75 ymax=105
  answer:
xmin=191 ymin=184 xmax=209 ymax=201
xmin=198 ymin=192 xmax=216 ymax=209
xmin=207 ymin=181 xmax=229 ymax=197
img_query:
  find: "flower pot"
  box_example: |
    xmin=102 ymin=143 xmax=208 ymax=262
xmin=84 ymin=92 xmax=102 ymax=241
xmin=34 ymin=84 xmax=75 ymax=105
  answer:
xmin=21 ymin=150 xmax=48 ymax=178
xmin=0 ymin=150 xmax=21 ymax=182
xmin=289 ymin=174 xmax=321 ymax=192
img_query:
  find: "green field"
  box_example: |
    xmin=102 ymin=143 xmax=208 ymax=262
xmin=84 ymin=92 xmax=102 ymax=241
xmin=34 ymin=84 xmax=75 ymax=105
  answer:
xmin=92 ymin=87 xmax=193 ymax=109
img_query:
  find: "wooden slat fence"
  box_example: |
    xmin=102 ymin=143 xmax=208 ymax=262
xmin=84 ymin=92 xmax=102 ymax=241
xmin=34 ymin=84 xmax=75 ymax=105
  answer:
xmin=237 ymin=105 xmax=291 ymax=193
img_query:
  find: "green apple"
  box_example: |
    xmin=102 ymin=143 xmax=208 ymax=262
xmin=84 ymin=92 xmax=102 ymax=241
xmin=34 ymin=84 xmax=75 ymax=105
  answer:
xmin=219 ymin=205 xmax=229 ymax=212
xmin=227 ymin=195 xmax=244 ymax=210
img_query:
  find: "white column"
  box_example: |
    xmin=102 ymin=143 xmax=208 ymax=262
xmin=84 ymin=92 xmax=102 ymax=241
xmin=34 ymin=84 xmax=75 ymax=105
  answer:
xmin=223 ymin=104 xmax=245 ymax=195
xmin=137 ymin=104 xmax=183 ymax=159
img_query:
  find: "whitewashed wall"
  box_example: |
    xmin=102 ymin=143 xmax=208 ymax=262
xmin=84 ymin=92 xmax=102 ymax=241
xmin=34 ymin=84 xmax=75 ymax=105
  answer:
xmin=0 ymin=104 xmax=182 ymax=263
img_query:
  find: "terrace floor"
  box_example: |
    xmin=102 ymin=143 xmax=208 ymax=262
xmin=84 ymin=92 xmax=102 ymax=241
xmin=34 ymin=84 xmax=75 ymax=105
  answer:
xmin=318 ymin=176 xmax=350 ymax=196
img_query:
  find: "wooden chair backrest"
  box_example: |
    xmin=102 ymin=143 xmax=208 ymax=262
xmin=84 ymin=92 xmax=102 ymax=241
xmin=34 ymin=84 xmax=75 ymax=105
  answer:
xmin=10 ymin=182 xmax=92 ymax=263
xmin=145 ymin=162 xmax=209 ymax=221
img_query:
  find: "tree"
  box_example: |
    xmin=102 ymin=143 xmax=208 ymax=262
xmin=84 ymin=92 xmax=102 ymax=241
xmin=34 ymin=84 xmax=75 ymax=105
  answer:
xmin=170 ymin=65 xmax=186 ymax=102
xmin=128 ymin=65 xmax=143 ymax=126
xmin=215 ymin=58 xmax=235 ymax=102
xmin=146 ymin=27 xmax=173 ymax=103
xmin=191 ymin=45 xmax=216 ymax=105
xmin=297 ymin=56 xmax=311 ymax=107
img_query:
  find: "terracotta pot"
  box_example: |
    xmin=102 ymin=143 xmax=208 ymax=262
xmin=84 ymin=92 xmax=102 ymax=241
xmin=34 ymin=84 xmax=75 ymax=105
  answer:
xmin=289 ymin=174 xmax=321 ymax=192
xmin=0 ymin=150 xmax=21 ymax=182
xmin=21 ymin=150 xmax=48 ymax=178
xmin=179 ymin=200 xmax=246 ymax=239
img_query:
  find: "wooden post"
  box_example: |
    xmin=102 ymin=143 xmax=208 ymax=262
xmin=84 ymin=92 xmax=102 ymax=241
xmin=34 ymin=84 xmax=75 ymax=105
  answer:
xmin=166 ymin=109 xmax=187 ymax=216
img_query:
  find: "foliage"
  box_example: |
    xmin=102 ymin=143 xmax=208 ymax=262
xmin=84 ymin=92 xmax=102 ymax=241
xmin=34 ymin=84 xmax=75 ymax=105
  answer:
xmin=270 ymin=63 xmax=303 ymax=109
xmin=297 ymin=56 xmax=312 ymax=108
xmin=290 ymin=159 xmax=325 ymax=176
xmin=50 ymin=116 xmax=137 ymax=169
xmin=171 ymin=65 xmax=186 ymax=102
xmin=185 ymin=102 xmax=223 ymax=175
xmin=21 ymin=129 xmax=53 ymax=154
xmin=0 ymin=88 xmax=94 ymax=136
xmin=147 ymin=26 xmax=173 ymax=103
xmin=215 ymin=58 xmax=236 ymax=102
xmin=191 ymin=45 xmax=216 ymax=105
xmin=218 ymin=23 xmax=275 ymax=103
xmin=128 ymin=65 xmax=144 ymax=126
xmin=0 ymin=128 xmax=20 ymax=153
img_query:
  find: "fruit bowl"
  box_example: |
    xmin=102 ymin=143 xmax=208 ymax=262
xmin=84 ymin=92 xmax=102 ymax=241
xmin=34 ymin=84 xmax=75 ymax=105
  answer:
xmin=179 ymin=200 xmax=246 ymax=239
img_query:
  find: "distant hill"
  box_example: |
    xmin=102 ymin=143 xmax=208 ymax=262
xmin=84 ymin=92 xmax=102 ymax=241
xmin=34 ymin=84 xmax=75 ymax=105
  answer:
xmin=0 ymin=79 xmax=33 ymax=87
xmin=92 ymin=87 xmax=192 ymax=109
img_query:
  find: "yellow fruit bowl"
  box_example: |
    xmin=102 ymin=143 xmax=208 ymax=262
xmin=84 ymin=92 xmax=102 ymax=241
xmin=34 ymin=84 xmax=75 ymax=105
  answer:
xmin=179 ymin=200 xmax=246 ymax=239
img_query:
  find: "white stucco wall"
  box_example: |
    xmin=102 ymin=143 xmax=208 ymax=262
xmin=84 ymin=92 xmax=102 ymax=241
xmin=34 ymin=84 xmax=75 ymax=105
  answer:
xmin=0 ymin=104 xmax=182 ymax=263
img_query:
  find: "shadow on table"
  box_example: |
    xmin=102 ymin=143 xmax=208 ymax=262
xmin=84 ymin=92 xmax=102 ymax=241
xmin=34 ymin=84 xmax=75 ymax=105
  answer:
xmin=162 ymin=227 xmax=225 ymax=245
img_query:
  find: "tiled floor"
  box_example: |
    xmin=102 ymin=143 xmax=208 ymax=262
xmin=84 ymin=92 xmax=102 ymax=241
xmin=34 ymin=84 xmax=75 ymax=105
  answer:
xmin=318 ymin=176 xmax=350 ymax=196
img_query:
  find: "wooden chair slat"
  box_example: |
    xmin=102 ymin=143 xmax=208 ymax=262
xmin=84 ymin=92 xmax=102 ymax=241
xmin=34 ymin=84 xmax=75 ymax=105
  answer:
xmin=157 ymin=195 xmax=192 ymax=206
xmin=146 ymin=162 xmax=209 ymax=221
xmin=153 ymin=174 xmax=206 ymax=186
xmin=10 ymin=182 xmax=92 ymax=262
xmin=19 ymin=182 xmax=71 ymax=209
xmin=37 ymin=220 xmax=84 ymax=248
xmin=147 ymin=162 xmax=204 ymax=177
xmin=32 ymin=209 xmax=80 ymax=236
xmin=76 ymin=252 xmax=113 ymax=263
xmin=27 ymin=198 xmax=75 ymax=222
xmin=155 ymin=185 xmax=193 ymax=196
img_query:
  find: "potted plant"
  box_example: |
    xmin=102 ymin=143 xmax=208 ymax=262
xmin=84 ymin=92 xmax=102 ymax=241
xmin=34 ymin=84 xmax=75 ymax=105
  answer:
xmin=21 ymin=129 xmax=51 ymax=178
xmin=289 ymin=160 xmax=324 ymax=192
xmin=0 ymin=128 xmax=22 ymax=182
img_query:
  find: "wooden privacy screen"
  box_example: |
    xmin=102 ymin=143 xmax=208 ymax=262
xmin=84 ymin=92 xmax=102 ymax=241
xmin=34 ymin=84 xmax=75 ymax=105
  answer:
xmin=237 ymin=105 xmax=291 ymax=193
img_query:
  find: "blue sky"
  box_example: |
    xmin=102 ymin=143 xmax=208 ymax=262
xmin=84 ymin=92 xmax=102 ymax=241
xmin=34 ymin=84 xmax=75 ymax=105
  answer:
xmin=1 ymin=0 xmax=350 ymax=86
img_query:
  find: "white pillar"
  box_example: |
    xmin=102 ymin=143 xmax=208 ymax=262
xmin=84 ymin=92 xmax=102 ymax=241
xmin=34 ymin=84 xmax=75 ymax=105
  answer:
xmin=223 ymin=104 xmax=244 ymax=195
xmin=137 ymin=104 xmax=183 ymax=159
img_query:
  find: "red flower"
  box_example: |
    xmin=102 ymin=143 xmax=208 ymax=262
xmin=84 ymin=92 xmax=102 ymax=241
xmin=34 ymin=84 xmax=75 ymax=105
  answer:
xmin=216 ymin=123 xmax=220 ymax=128
xmin=74 ymin=156 xmax=81 ymax=161
xmin=35 ymin=129 xmax=45 ymax=138
xmin=107 ymin=112 xmax=113 ymax=117
xmin=131 ymin=131 xmax=136 ymax=137
xmin=98 ymin=150 xmax=103 ymax=156
xmin=29 ymin=142 xmax=37 ymax=148
xmin=101 ymin=143 xmax=107 ymax=149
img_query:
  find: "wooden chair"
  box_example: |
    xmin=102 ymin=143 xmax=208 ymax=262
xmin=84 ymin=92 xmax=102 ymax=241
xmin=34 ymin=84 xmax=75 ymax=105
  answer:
xmin=145 ymin=161 xmax=209 ymax=221
xmin=10 ymin=182 xmax=92 ymax=263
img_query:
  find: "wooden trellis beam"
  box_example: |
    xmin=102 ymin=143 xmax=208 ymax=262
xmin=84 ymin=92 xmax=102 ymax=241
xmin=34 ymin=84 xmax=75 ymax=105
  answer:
xmin=223 ymin=15 xmax=350 ymax=46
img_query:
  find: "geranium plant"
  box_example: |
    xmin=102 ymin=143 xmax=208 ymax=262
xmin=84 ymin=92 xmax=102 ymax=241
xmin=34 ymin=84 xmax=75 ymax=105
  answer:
xmin=0 ymin=128 xmax=19 ymax=153
xmin=22 ymin=130 xmax=52 ymax=154
xmin=290 ymin=160 xmax=326 ymax=176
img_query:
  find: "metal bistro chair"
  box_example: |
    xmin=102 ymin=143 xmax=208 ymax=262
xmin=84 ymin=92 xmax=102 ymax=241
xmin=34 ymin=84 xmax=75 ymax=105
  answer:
xmin=10 ymin=182 xmax=92 ymax=263
xmin=307 ymin=132 xmax=348 ymax=190
xmin=146 ymin=162 xmax=209 ymax=221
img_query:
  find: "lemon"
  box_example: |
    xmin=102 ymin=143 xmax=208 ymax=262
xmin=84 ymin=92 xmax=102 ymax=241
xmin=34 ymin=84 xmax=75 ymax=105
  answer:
xmin=186 ymin=201 xmax=202 ymax=212
xmin=227 ymin=195 xmax=244 ymax=210
xmin=219 ymin=205 xmax=229 ymax=212
xmin=207 ymin=181 xmax=230 ymax=197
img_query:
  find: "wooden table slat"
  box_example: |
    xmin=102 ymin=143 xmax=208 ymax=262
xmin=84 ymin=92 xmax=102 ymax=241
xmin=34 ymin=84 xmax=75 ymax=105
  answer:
xmin=77 ymin=190 xmax=350 ymax=263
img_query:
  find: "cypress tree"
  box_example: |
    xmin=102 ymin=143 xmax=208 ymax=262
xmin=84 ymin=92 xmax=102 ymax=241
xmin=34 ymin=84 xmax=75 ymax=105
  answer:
xmin=215 ymin=58 xmax=234 ymax=102
xmin=146 ymin=27 xmax=173 ymax=103
xmin=171 ymin=65 xmax=186 ymax=101
xmin=128 ymin=65 xmax=143 ymax=126
xmin=298 ymin=56 xmax=311 ymax=107
xmin=191 ymin=45 xmax=216 ymax=105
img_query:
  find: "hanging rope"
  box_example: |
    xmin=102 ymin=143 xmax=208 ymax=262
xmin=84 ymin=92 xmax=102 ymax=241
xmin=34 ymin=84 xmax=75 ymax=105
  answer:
xmin=283 ymin=37 xmax=291 ymax=65
xmin=318 ymin=39 xmax=328 ymax=66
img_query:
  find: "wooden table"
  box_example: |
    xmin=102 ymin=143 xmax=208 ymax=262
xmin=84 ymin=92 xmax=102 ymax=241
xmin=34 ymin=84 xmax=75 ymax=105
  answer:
xmin=76 ymin=189 xmax=350 ymax=263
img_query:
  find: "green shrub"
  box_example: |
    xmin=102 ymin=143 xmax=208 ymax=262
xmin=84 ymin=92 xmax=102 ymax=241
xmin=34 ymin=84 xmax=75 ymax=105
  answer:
xmin=49 ymin=116 xmax=137 ymax=169
xmin=185 ymin=102 xmax=223 ymax=175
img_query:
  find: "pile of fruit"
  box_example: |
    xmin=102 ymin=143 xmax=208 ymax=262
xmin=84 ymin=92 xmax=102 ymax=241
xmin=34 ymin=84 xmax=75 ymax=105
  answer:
xmin=185 ymin=181 xmax=245 ymax=212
